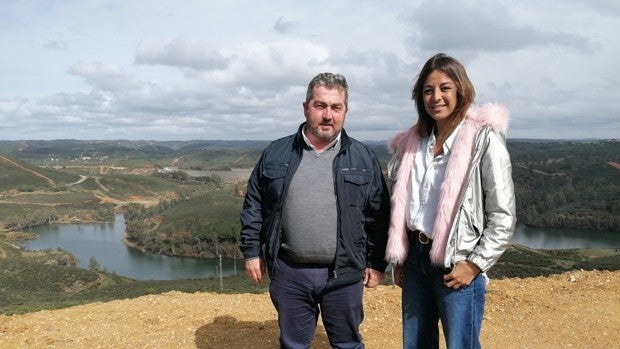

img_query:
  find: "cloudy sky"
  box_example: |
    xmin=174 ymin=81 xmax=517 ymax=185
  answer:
xmin=1 ymin=0 xmax=618 ymax=141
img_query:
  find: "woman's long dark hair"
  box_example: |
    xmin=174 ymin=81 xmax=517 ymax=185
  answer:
xmin=411 ymin=53 xmax=475 ymax=143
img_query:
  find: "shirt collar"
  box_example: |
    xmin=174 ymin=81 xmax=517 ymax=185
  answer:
xmin=302 ymin=125 xmax=341 ymax=152
xmin=428 ymin=121 xmax=463 ymax=155
xmin=443 ymin=122 xmax=463 ymax=153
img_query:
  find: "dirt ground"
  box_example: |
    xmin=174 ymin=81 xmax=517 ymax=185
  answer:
xmin=0 ymin=269 xmax=618 ymax=349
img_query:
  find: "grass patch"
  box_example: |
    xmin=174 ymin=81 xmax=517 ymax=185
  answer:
xmin=488 ymin=244 xmax=619 ymax=279
xmin=7 ymin=191 xmax=99 ymax=204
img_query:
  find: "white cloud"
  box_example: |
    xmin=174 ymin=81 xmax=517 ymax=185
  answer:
xmin=69 ymin=62 xmax=141 ymax=91
xmin=0 ymin=0 xmax=618 ymax=140
xmin=135 ymin=38 xmax=229 ymax=71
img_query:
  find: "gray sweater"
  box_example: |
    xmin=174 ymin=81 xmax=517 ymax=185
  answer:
xmin=280 ymin=145 xmax=339 ymax=264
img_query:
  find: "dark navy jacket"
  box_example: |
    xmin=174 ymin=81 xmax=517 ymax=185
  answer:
xmin=239 ymin=123 xmax=390 ymax=288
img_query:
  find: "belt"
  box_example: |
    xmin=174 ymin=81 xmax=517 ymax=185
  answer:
xmin=408 ymin=229 xmax=432 ymax=245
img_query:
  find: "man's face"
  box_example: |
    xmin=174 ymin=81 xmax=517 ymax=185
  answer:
xmin=303 ymin=85 xmax=347 ymax=145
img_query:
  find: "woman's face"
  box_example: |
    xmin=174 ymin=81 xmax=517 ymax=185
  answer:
xmin=422 ymin=70 xmax=458 ymax=131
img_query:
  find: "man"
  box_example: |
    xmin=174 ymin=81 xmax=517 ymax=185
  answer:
xmin=239 ymin=72 xmax=390 ymax=348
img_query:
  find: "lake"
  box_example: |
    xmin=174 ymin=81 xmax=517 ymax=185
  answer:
xmin=511 ymin=224 xmax=619 ymax=249
xmin=21 ymin=214 xmax=242 ymax=280
xmin=20 ymin=215 xmax=618 ymax=280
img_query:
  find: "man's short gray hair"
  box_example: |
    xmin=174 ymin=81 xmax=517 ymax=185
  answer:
xmin=305 ymin=72 xmax=348 ymax=106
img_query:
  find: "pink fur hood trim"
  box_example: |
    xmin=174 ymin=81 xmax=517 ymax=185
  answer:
xmin=385 ymin=103 xmax=509 ymax=265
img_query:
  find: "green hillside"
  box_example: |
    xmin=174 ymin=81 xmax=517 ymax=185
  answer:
xmin=0 ymin=155 xmax=79 ymax=191
xmin=509 ymin=140 xmax=619 ymax=230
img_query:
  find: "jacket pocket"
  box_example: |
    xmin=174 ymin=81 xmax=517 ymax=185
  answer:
xmin=260 ymin=162 xmax=288 ymax=204
xmin=262 ymin=162 xmax=288 ymax=179
xmin=341 ymin=168 xmax=371 ymax=207
xmin=459 ymin=197 xmax=483 ymax=246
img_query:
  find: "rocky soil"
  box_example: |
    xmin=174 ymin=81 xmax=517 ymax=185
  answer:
xmin=1 ymin=270 xmax=618 ymax=349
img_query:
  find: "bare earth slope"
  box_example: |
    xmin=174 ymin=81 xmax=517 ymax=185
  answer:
xmin=1 ymin=270 xmax=618 ymax=349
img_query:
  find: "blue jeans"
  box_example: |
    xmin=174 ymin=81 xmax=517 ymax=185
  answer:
xmin=269 ymin=256 xmax=365 ymax=349
xmin=402 ymin=236 xmax=486 ymax=349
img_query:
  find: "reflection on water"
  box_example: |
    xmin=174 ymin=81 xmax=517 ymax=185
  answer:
xmin=22 ymin=214 xmax=242 ymax=280
xmin=21 ymin=216 xmax=619 ymax=279
xmin=511 ymin=224 xmax=619 ymax=249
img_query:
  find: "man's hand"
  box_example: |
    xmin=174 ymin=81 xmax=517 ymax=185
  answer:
xmin=363 ymin=268 xmax=384 ymax=288
xmin=245 ymin=258 xmax=266 ymax=284
xmin=443 ymin=260 xmax=481 ymax=289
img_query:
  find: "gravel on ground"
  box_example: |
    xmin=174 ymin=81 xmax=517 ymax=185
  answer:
xmin=1 ymin=269 xmax=618 ymax=349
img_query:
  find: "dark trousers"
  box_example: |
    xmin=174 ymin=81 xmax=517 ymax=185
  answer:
xmin=269 ymin=257 xmax=365 ymax=349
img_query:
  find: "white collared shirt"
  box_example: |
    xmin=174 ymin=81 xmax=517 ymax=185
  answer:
xmin=407 ymin=123 xmax=462 ymax=238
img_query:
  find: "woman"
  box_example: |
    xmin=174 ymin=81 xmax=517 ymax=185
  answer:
xmin=385 ymin=53 xmax=516 ymax=348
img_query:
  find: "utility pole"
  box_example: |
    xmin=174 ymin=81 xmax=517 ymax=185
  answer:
xmin=233 ymin=251 xmax=237 ymax=275
xmin=217 ymin=251 xmax=223 ymax=290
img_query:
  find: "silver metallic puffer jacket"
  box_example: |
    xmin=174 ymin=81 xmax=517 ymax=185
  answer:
xmin=445 ymin=126 xmax=516 ymax=272
xmin=387 ymin=122 xmax=516 ymax=272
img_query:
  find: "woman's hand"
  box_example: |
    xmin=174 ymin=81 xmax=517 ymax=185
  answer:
xmin=443 ymin=260 xmax=481 ymax=289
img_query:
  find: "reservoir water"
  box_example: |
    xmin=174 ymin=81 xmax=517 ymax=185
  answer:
xmin=511 ymin=224 xmax=619 ymax=249
xmin=20 ymin=215 xmax=618 ymax=280
xmin=22 ymin=214 xmax=242 ymax=280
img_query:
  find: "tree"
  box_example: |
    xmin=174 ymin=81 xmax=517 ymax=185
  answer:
xmin=88 ymin=256 xmax=101 ymax=271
